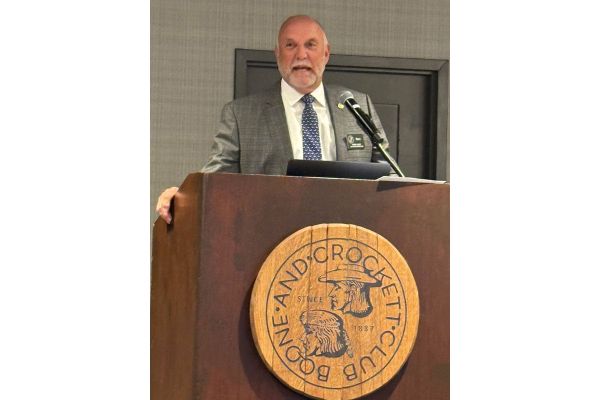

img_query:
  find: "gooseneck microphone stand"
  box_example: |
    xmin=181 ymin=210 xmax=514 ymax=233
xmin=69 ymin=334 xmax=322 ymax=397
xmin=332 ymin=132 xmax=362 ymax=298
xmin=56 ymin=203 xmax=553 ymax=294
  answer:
xmin=338 ymin=91 xmax=406 ymax=177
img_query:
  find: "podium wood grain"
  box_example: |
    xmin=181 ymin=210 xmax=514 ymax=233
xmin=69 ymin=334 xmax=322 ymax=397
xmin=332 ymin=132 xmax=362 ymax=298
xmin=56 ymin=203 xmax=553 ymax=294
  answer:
xmin=151 ymin=173 xmax=449 ymax=400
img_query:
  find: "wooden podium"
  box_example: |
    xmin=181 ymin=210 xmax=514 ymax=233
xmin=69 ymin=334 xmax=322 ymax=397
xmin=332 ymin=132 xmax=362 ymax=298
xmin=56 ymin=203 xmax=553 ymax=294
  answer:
xmin=151 ymin=173 xmax=449 ymax=399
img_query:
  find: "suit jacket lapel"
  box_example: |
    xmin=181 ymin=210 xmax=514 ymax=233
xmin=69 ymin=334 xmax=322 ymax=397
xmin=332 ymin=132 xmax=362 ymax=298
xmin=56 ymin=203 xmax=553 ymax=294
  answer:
xmin=325 ymin=85 xmax=352 ymax=161
xmin=263 ymin=88 xmax=293 ymax=162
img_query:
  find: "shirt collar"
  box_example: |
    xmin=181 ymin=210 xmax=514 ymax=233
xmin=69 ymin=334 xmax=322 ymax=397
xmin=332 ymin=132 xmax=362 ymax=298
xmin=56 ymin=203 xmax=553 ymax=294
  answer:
xmin=280 ymin=79 xmax=326 ymax=108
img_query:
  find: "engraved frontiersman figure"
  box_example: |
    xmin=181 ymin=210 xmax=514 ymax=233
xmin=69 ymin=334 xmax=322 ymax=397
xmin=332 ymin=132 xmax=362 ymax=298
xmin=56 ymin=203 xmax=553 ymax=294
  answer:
xmin=319 ymin=264 xmax=382 ymax=318
xmin=299 ymin=310 xmax=353 ymax=358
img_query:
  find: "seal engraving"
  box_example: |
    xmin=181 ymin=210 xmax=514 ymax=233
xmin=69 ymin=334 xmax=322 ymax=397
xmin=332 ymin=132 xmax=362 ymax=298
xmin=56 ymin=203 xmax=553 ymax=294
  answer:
xmin=300 ymin=310 xmax=353 ymax=358
xmin=319 ymin=264 xmax=382 ymax=318
xmin=250 ymin=224 xmax=419 ymax=400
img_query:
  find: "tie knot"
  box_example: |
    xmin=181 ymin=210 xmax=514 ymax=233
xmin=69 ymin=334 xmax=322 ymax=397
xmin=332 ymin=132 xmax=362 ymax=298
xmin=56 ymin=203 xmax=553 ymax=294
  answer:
xmin=301 ymin=94 xmax=315 ymax=105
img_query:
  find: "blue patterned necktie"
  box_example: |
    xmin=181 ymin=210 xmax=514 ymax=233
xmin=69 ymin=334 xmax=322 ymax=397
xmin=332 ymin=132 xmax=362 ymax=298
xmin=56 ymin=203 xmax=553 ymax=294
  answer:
xmin=301 ymin=94 xmax=322 ymax=160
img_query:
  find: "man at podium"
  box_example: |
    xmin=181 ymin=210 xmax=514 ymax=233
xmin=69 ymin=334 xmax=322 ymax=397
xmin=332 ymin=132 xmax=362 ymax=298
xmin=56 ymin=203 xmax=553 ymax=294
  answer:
xmin=156 ymin=15 xmax=391 ymax=223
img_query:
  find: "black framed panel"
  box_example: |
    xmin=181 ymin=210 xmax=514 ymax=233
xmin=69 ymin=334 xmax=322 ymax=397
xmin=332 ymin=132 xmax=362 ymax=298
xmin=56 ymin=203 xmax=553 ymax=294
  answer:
xmin=234 ymin=49 xmax=449 ymax=180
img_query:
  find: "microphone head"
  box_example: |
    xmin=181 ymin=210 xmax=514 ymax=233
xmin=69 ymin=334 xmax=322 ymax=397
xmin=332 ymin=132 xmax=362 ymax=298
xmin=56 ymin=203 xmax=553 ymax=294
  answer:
xmin=338 ymin=91 xmax=354 ymax=104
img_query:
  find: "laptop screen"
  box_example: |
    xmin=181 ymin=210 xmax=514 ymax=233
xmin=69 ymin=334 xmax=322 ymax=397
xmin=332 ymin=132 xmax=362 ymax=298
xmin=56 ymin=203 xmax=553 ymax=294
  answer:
xmin=286 ymin=160 xmax=391 ymax=180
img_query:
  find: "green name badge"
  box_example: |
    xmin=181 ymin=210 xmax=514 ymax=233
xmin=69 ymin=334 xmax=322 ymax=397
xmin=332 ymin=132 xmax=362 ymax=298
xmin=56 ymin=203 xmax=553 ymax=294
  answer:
xmin=346 ymin=134 xmax=366 ymax=150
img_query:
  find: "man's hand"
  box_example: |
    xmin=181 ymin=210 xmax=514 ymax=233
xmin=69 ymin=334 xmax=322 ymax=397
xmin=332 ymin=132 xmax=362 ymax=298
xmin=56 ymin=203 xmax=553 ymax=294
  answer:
xmin=155 ymin=186 xmax=179 ymax=224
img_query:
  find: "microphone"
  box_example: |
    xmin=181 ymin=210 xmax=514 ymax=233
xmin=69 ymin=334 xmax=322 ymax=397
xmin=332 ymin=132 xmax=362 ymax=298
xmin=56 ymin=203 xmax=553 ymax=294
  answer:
xmin=338 ymin=91 xmax=384 ymax=143
xmin=338 ymin=91 xmax=406 ymax=177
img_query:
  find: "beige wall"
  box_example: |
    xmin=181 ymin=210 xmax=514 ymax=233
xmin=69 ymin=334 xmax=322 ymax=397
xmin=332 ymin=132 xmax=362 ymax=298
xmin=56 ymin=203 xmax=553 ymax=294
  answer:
xmin=150 ymin=0 xmax=449 ymax=223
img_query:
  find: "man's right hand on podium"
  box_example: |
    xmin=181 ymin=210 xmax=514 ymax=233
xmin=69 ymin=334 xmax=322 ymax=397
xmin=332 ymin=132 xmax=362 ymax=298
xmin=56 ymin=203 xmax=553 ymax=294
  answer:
xmin=155 ymin=186 xmax=179 ymax=224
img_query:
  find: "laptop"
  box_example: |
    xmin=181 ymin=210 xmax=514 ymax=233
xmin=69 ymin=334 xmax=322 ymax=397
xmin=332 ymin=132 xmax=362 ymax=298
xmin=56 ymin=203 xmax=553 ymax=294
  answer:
xmin=286 ymin=159 xmax=391 ymax=180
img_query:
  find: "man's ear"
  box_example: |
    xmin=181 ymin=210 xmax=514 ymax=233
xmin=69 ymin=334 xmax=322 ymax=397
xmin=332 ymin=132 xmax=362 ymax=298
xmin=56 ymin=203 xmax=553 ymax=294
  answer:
xmin=274 ymin=46 xmax=280 ymax=59
xmin=324 ymin=44 xmax=331 ymax=63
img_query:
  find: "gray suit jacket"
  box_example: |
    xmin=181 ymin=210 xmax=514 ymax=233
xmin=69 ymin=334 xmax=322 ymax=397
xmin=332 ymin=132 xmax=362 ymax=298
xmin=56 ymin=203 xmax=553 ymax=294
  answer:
xmin=201 ymin=83 xmax=390 ymax=175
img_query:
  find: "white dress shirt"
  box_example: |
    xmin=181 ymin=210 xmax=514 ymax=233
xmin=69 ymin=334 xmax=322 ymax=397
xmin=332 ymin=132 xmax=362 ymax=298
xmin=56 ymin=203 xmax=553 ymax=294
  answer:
xmin=280 ymin=79 xmax=337 ymax=161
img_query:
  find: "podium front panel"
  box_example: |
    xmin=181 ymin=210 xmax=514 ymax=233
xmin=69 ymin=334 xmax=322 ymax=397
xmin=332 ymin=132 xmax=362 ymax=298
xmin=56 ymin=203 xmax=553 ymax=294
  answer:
xmin=151 ymin=173 xmax=449 ymax=400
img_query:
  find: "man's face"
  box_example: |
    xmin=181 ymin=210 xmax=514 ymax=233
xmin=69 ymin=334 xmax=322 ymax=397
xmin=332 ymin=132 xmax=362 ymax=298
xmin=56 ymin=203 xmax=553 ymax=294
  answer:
xmin=301 ymin=327 xmax=320 ymax=356
xmin=275 ymin=17 xmax=330 ymax=94
xmin=328 ymin=282 xmax=351 ymax=311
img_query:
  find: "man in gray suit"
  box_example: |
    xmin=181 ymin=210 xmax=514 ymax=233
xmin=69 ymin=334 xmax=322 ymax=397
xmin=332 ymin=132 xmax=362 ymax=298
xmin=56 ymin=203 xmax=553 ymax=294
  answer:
xmin=157 ymin=15 xmax=390 ymax=223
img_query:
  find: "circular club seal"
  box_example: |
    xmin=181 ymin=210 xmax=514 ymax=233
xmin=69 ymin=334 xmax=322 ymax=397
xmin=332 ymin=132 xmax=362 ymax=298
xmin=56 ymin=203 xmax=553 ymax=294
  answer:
xmin=250 ymin=224 xmax=419 ymax=400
